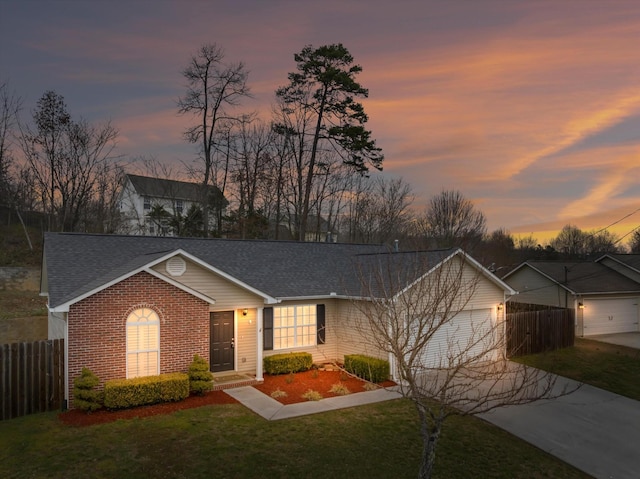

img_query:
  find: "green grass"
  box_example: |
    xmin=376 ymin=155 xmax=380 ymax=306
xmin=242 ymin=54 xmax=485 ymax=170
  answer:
xmin=0 ymin=399 xmax=588 ymax=479
xmin=515 ymin=337 xmax=640 ymax=401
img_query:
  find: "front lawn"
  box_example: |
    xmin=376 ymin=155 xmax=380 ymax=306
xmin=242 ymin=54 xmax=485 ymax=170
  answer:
xmin=0 ymin=399 xmax=588 ymax=479
xmin=514 ymin=337 xmax=640 ymax=401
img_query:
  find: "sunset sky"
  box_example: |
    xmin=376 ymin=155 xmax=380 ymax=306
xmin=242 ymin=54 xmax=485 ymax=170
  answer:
xmin=2 ymin=0 xmax=640 ymax=245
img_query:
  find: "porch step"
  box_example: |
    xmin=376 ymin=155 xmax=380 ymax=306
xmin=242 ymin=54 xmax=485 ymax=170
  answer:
xmin=212 ymin=375 xmax=259 ymax=391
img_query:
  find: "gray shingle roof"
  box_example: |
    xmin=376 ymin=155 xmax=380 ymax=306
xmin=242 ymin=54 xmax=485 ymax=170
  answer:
xmin=518 ymin=261 xmax=640 ymax=294
xmin=43 ymin=233 xmax=463 ymax=309
xmin=600 ymin=253 xmax=640 ymax=273
xmin=127 ymin=174 xmax=221 ymax=201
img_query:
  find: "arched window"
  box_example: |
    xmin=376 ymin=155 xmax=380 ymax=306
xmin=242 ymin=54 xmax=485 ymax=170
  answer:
xmin=126 ymin=308 xmax=159 ymax=378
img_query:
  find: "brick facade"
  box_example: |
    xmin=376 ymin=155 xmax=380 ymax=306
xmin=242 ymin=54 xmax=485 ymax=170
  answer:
xmin=67 ymin=271 xmax=210 ymax=407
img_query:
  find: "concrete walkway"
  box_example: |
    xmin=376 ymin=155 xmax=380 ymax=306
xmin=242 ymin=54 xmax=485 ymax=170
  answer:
xmin=480 ymin=375 xmax=640 ymax=479
xmin=224 ymin=385 xmax=402 ymax=420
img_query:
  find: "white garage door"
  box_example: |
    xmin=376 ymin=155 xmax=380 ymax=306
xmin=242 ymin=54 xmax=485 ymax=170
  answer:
xmin=583 ymin=297 xmax=639 ymax=336
xmin=416 ymin=308 xmax=497 ymax=369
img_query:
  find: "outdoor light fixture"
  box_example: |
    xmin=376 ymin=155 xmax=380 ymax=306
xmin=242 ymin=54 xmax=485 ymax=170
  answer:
xmin=242 ymin=308 xmax=248 ymax=316
xmin=497 ymin=303 xmax=504 ymax=311
xmin=578 ymin=303 xmax=584 ymax=309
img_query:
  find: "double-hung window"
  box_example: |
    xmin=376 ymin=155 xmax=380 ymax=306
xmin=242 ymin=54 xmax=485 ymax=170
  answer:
xmin=126 ymin=308 xmax=159 ymax=378
xmin=273 ymin=305 xmax=317 ymax=349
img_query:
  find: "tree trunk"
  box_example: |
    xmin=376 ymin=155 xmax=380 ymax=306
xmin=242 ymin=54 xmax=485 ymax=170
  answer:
xmin=416 ymin=403 xmax=442 ymax=479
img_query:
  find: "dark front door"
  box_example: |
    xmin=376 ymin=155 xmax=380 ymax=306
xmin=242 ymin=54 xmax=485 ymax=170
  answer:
xmin=210 ymin=311 xmax=234 ymax=372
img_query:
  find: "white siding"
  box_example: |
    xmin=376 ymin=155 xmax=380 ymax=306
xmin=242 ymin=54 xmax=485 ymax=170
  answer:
xmin=334 ymin=300 xmax=387 ymax=361
xmin=235 ymin=309 xmax=257 ymax=374
xmin=152 ymin=259 xmax=264 ymax=311
xmin=263 ymin=299 xmax=339 ymax=364
xmin=48 ymin=311 xmax=66 ymax=340
xmin=505 ymin=267 xmax=571 ymax=307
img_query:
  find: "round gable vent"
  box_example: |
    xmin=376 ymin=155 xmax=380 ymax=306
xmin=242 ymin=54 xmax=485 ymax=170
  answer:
xmin=166 ymin=256 xmax=187 ymax=277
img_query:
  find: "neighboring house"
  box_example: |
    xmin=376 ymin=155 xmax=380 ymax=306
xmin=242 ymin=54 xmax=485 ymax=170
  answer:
xmin=503 ymin=260 xmax=640 ymax=336
xmin=41 ymin=233 xmax=513 ymax=408
xmin=118 ymin=174 xmax=225 ymax=236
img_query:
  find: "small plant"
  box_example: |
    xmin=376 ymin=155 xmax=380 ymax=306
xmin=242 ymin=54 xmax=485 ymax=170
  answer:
xmin=188 ymin=354 xmax=214 ymax=395
xmin=270 ymin=388 xmax=288 ymax=399
xmin=301 ymin=389 xmax=323 ymax=401
xmin=329 ymin=383 xmax=350 ymax=396
xmin=363 ymin=382 xmax=380 ymax=391
xmin=285 ymin=372 xmax=295 ymax=384
xmin=73 ymin=367 xmax=103 ymax=412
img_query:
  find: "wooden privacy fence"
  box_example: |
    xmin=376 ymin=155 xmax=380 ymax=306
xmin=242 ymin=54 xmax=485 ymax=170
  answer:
xmin=506 ymin=309 xmax=574 ymax=357
xmin=0 ymin=339 xmax=64 ymax=421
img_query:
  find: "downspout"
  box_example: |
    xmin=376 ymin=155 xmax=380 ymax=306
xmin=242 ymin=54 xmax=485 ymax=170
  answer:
xmin=64 ymin=312 xmax=69 ymax=410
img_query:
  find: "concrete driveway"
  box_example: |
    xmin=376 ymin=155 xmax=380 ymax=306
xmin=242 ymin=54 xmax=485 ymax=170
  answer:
xmin=585 ymin=332 xmax=640 ymax=350
xmin=480 ymin=375 xmax=640 ymax=479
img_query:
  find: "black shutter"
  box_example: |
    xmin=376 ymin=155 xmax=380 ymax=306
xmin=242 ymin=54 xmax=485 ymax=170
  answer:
xmin=317 ymin=304 xmax=326 ymax=344
xmin=263 ymin=307 xmax=273 ymax=351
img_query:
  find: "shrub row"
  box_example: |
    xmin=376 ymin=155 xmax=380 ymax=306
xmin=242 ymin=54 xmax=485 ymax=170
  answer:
xmin=344 ymin=354 xmax=389 ymax=383
xmin=264 ymin=352 xmax=313 ymax=375
xmin=104 ymin=373 xmax=190 ymax=409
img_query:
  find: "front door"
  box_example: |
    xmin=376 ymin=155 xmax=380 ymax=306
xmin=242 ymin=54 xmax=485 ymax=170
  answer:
xmin=210 ymin=311 xmax=235 ymax=372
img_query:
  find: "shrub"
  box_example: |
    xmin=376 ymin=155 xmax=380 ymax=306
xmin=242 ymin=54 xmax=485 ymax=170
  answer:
xmin=104 ymin=373 xmax=189 ymax=409
xmin=188 ymin=354 xmax=214 ymax=395
xmin=329 ymin=383 xmax=350 ymax=396
xmin=263 ymin=352 xmax=313 ymax=375
xmin=343 ymin=354 xmax=390 ymax=383
xmin=270 ymin=388 xmax=288 ymax=399
xmin=73 ymin=367 xmax=103 ymax=412
xmin=301 ymin=389 xmax=323 ymax=401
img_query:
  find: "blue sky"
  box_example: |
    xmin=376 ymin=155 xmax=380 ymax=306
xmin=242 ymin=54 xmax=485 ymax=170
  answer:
xmin=2 ymin=0 xmax=640 ymax=243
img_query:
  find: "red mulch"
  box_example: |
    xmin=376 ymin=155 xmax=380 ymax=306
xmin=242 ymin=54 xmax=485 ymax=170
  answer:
xmin=59 ymin=370 xmax=396 ymax=427
xmin=58 ymin=390 xmax=238 ymax=427
xmin=253 ymin=369 xmax=396 ymax=405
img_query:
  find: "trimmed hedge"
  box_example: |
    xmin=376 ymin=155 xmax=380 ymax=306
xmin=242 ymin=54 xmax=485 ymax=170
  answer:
xmin=263 ymin=352 xmax=313 ymax=375
xmin=344 ymin=354 xmax=390 ymax=383
xmin=104 ymin=373 xmax=189 ymax=409
xmin=189 ymin=354 xmax=214 ymax=395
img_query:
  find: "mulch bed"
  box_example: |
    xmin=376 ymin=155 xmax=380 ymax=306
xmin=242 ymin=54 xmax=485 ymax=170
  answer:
xmin=59 ymin=390 xmax=238 ymax=427
xmin=59 ymin=369 xmax=396 ymax=427
xmin=253 ymin=369 xmax=396 ymax=405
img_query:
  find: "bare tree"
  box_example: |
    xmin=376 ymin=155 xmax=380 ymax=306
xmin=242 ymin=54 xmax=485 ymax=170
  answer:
xmin=19 ymin=91 xmax=119 ymax=232
xmin=178 ymin=43 xmax=251 ymax=235
xmin=350 ymin=250 xmax=569 ymax=479
xmin=628 ymin=229 xmax=640 ymax=253
xmin=418 ymin=190 xmax=487 ymax=250
xmin=0 ymin=82 xmax=22 ymax=205
xmin=348 ymin=176 xmax=414 ymax=244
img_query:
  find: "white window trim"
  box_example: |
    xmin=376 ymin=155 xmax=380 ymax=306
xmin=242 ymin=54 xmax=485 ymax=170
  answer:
xmin=273 ymin=305 xmax=317 ymax=350
xmin=126 ymin=308 xmax=160 ymax=378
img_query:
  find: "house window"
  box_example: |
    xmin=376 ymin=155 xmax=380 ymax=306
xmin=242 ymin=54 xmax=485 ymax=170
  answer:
xmin=126 ymin=308 xmax=159 ymax=378
xmin=273 ymin=305 xmax=317 ymax=349
xmin=143 ymin=196 xmax=151 ymax=210
xmin=175 ymin=199 xmax=183 ymax=215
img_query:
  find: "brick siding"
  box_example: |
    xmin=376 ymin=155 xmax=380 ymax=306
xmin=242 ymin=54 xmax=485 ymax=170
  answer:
xmin=67 ymin=271 xmax=210 ymax=407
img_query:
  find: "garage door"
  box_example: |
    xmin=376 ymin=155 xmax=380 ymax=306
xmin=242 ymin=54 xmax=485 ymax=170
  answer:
xmin=416 ymin=308 xmax=497 ymax=369
xmin=583 ymin=297 xmax=639 ymax=336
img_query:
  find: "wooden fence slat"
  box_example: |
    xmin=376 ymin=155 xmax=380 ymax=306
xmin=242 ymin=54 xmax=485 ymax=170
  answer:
xmin=0 ymin=339 xmax=65 ymax=421
xmin=506 ymin=309 xmax=574 ymax=357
